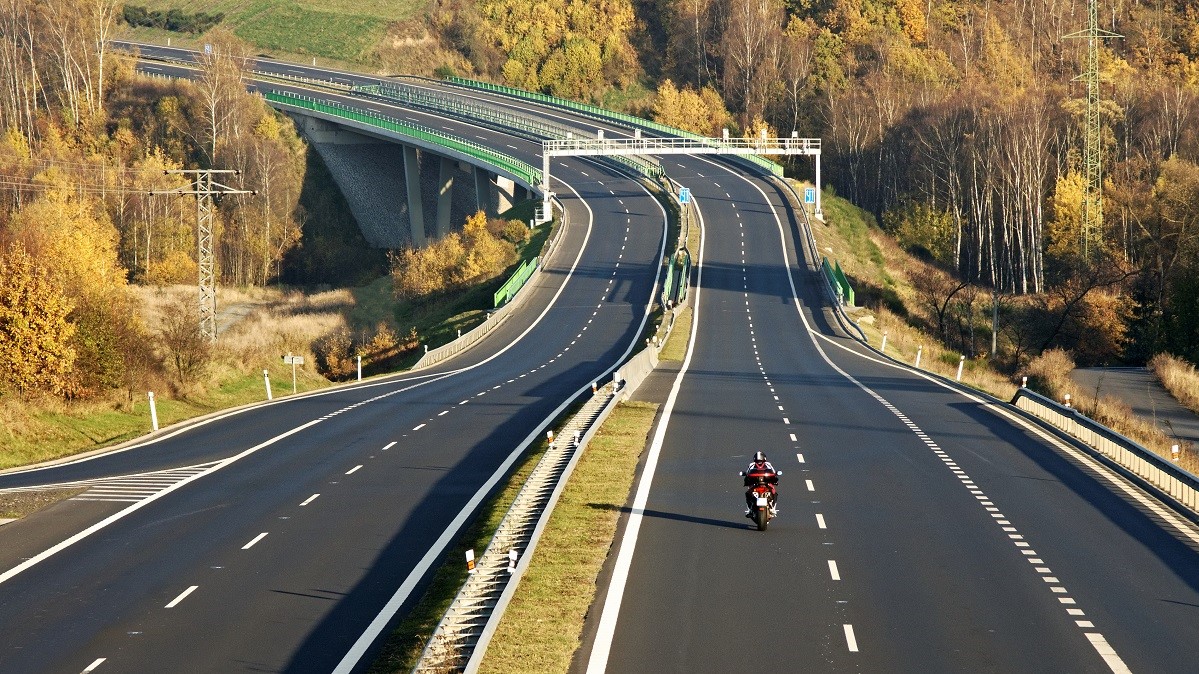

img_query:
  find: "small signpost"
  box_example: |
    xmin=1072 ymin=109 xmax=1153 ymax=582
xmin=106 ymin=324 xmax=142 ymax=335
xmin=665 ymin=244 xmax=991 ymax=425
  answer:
xmin=804 ymin=187 xmax=816 ymax=205
xmin=678 ymin=187 xmax=691 ymax=204
xmin=283 ymin=353 xmax=305 ymax=394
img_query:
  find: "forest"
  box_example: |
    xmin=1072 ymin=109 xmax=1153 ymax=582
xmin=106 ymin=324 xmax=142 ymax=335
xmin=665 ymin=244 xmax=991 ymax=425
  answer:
xmin=2 ymin=0 xmax=1199 ymax=406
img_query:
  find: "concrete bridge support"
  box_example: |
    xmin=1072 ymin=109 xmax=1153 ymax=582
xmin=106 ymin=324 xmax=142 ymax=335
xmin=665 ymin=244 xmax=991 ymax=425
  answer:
xmin=437 ymin=157 xmax=455 ymax=237
xmin=403 ymin=145 xmax=427 ymax=248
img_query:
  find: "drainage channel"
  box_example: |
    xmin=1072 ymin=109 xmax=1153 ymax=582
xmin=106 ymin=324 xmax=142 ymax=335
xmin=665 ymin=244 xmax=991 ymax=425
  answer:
xmin=413 ymin=381 xmax=621 ymax=673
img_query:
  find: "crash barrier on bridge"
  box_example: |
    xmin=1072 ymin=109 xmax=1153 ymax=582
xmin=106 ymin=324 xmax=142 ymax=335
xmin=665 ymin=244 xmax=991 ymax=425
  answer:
xmin=445 ymin=76 xmax=783 ymax=177
xmin=494 ymin=257 xmax=538 ymax=308
xmin=351 ymin=82 xmax=664 ymax=182
xmin=414 ymin=380 xmax=622 ymax=673
xmin=413 ymin=201 xmax=570 ymax=370
xmin=262 ymin=90 xmax=542 ymax=189
xmin=1012 ymin=387 xmax=1199 ymax=515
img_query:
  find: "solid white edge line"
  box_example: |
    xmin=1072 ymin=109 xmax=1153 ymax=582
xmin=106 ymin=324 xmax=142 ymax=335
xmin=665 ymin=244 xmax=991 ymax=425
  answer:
xmin=334 ymin=169 xmax=669 ymax=674
xmin=81 ymin=657 xmax=106 ymax=672
xmin=242 ymin=532 xmax=268 ymax=550
xmin=584 ymin=181 xmax=707 ymax=674
xmin=165 ymin=585 xmax=198 ymax=608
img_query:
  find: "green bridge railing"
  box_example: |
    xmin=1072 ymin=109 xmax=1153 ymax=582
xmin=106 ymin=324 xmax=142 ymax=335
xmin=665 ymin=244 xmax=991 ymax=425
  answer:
xmin=494 ymin=257 xmax=539 ymax=307
xmin=264 ymin=90 xmax=542 ymax=188
xmin=446 ymin=77 xmax=783 ymax=177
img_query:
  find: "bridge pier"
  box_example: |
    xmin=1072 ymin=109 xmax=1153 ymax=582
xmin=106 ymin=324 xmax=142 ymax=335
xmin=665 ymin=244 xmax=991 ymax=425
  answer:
xmin=437 ymin=157 xmax=455 ymax=237
xmin=403 ymin=145 xmax=427 ymax=248
xmin=475 ymin=167 xmax=496 ymax=218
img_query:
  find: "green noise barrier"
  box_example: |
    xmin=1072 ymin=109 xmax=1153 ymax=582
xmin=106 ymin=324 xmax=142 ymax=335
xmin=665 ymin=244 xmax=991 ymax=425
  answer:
xmin=494 ymin=257 xmax=539 ymax=307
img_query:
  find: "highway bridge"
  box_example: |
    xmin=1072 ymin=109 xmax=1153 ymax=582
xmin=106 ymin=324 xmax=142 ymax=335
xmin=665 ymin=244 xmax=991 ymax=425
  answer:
xmin=1 ymin=43 xmax=1198 ymax=673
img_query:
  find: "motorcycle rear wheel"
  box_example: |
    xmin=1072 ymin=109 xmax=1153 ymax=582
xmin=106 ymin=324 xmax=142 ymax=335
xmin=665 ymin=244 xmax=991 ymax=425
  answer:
xmin=754 ymin=508 xmax=768 ymax=531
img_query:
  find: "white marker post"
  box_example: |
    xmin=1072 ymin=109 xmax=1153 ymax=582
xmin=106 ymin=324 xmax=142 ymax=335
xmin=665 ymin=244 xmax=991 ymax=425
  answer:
xmin=880 ymin=331 xmax=888 ymax=353
xmin=508 ymin=548 xmax=518 ymax=573
xmin=1064 ymin=393 xmax=1072 ymax=408
xmin=264 ymin=370 xmax=273 ymax=401
xmin=357 ymin=355 xmax=362 ymax=381
xmin=1022 ymin=376 xmax=1028 ymax=388
xmin=1172 ymin=444 xmax=1180 ymax=462
xmin=466 ymin=549 xmax=476 ymax=574
xmin=148 ymin=391 xmax=159 ymax=432
xmin=956 ymin=355 xmax=965 ymax=381
xmin=915 ymin=345 xmax=923 ymax=368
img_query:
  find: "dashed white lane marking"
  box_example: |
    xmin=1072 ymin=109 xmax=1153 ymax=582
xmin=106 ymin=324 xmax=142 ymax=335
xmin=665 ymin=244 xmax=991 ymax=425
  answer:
xmin=816 ymin=513 xmax=826 ymax=529
xmin=412 ymin=423 xmax=426 ymax=431
xmin=843 ymin=624 xmax=859 ymax=652
xmin=346 ymin=465 xmax=363 ymax=475
xmin=438 ymin=410 xmax=449 ymax=416
xmin=783 ymin=418 xmax=790 ymax=424
xmin=300 ymin=494 xmax=320 ymax=506
xmin=797 ymin=453 xmax=805 ymax=463
xmin=165 ymin=585 xmax=198 ymax=608
xmin=383 ymin=442 xmax=396 ymax=450
xmin=828 ymin=560 xmax=841 ymax=580
xmin=805 ymin=479 xmax=815 ymax=492
xmin=82 ymin=658 xmax=106 ymax=672
xmin=242 ymin=533 xmax=268 ymax=550
xmin=459 ymin=400 xmax=469 ymax=405
xmin=789 ymin=433 xmax=798 ymax=442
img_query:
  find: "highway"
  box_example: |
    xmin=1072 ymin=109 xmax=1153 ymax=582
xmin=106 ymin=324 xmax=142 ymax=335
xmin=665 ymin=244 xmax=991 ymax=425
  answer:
xmin=0 ymin=49 xmax=667 ymax=672
xmin=4 ymin=43 xmax=1199 ymax=673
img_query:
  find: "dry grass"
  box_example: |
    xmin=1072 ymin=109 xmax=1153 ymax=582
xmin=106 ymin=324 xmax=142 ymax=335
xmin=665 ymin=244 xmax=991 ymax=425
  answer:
xmin=478 ymin=402 xmax=659 ymax=674
xmin=1149 ymin=353 xmax=1199 ymax=416
xmin=659 ymin=305 xmax=693 ymax=362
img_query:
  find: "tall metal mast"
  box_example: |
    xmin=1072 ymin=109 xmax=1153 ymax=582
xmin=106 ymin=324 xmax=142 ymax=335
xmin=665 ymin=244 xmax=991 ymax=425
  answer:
xmin=151 ymin=169 xmax=254 ymax=341
xmin=1065 ymin=0 xmax=1120 ymax=258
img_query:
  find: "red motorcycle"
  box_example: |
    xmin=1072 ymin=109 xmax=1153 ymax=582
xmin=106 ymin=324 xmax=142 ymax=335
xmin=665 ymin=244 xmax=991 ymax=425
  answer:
xmin=741 ymin=470 xmax=780 ymax=531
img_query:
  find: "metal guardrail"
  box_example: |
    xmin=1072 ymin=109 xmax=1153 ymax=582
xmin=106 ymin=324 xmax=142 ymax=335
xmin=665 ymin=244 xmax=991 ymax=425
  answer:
xmin=352 ymin=82 xmax=664 ymax=181
xmin=1012 ymin=387 xmax=1199 ymax=514
xmin=413 ymin=381 xmax=621 ymax=673
xmin=445 ymin=76 xmax=784 ymax=176
xmin=262 ymin=90 xmax=542 ymax=188
xmin=494 ymin=257 xmax=538 ymax=307
xmin=545 ymin=136 xmax=820 ymax=156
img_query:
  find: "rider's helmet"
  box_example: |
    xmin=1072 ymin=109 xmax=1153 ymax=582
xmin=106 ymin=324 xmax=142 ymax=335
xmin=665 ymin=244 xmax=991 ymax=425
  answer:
xmin=753 ymin=451 xmax=767 ymax=464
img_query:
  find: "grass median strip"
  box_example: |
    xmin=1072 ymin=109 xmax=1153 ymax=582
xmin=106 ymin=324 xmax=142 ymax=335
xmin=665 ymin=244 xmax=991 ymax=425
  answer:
xmin=478 ymin=400 xmax=658 ymax=674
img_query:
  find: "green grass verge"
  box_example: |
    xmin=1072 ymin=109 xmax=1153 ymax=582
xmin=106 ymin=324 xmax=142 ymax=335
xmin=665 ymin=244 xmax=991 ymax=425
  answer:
xmin=367 ymin=439 xmax=551 ymax=672
xmin=478 ymin=401 xmax=659 ymax=674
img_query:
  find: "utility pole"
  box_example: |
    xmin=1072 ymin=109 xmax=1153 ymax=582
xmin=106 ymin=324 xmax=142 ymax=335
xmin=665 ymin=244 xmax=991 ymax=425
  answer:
xmin=1065 ymin=0 xmax=1120 ymax=258
xmin=151 ymin=169 xmax=254 ymax=341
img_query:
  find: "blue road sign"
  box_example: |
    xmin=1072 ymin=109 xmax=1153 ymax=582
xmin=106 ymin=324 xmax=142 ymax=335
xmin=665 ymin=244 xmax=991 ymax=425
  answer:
xmin=678 ymin=187 xmax=691 ymax=204
xmin=804 ymin=187 xmax=816 ymax=205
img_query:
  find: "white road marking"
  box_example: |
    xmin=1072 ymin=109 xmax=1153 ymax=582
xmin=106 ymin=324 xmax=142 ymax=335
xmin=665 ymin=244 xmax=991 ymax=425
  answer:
xmin=797 ymin=453 xmax=805 ymax=463
xmin=789 ymin=433 xmax=797 ymax=442
xmin=459 ymin=400 xmax=469 ymax=405
xmin=438 ymin=410 xmax=449 ymax=416
xmin=300 ymin=494 xmax=320 ymax=506
xmin=413 ymin=423 xmax=426 ymax=430
xmin=1086 ymin=633 xmax=1131 ymax=673
xmin=783 ymin=418 xmax=790 ymax=424
xmin=242 ymin=533 xmax=268 ymax=550
xmin=383 ymin=442 xmax=396 ymax=450
xmin=843 ymin=624 xmax=859 ymax=652
xmin=165 ymin=585 xmax=198 ymax=608
xmin=816 ymin=513 xmax=826 ymax=529
xmin=346 ymin=465 xmax=363 ymax=475
xmin=828 ymin=560 xmax=841 ymax=580
xmin=82 ymin=658 xmax=106 ymax=672
xmin=805 ymin=479 xmax=815 ymax=492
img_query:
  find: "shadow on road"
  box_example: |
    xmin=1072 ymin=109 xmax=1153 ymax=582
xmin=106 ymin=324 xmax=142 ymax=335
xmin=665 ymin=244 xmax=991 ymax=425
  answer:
xmin=586 ymin=502 xmax=748 ymax=530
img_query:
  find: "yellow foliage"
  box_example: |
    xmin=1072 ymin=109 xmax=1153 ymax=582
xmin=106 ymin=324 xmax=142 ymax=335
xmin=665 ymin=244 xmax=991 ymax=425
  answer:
xmin=144 ymin=249 xmax=198 ymax=286
xmin=652 ymin=80 xmax=731 ymax=135
xmin=895 ymin=0 xmax=927 ymax=44
xmin=0 ymin=243 xmax=76 ymax=395
xmin=1047 ymin=171 xmax=1085 ymax=263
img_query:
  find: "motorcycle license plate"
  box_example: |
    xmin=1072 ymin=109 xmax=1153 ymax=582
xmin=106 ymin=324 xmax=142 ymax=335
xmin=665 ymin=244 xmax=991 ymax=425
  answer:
xmin=756 ymin=496 xmax=769 ymax=506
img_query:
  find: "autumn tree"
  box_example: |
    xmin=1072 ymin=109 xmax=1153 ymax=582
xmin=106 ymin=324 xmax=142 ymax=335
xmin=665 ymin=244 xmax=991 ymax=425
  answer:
xmin=0 ymin=243 xmax=76 ymax=395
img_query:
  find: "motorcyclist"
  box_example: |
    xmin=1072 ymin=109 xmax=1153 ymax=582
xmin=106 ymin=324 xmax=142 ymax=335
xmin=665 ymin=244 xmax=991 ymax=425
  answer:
xmin=742 ymin=451 xmax=780 ymax=518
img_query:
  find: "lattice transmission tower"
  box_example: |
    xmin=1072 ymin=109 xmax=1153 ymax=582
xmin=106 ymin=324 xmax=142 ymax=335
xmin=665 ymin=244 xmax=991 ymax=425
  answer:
xmin=151 ymin=170 xmax=254 ymax=341
xmin=1065 ymin=0 xmax=1120 ymax=258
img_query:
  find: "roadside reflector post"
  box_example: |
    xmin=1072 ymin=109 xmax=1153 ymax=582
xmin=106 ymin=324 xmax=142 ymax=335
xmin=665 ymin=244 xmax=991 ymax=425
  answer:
xmin=1022 ymin=376 xmax=1028 ymax=388
xmin=547 ymin=430 xmax=554 ymax=447
xmin=291 ymin=359 xmax=298 ymax=394
xmin=357 ymin=355 xmax=362 ymax=381
xmin=592 ymin=381 xmax=597 ymax=394
xmin=573 ymin=431 xmax=580 ymax=446
xmin=148 ymin=391 xmax=159 ymax=432
xmin=1064 ymin=393 xmax=1071 ymax=408
xmin=880 ymin=331 xmax=888 ymax=353
xmin=508 ymin=549 xmax=518 ymax=573
xmin=956 ymin=355 xmax=965 ymax=381
xmin=263 ymin=370 xmax=273 ymax=401
xmin=915 ymin=345 xmax=923 ymax=368
xmin=1172 ymin=444 xmax=1180 ymax=462
xmin=466 ymin=549 xmax=476 ymax=573
xmin=424 ymin=344 xmax=428 ymax=354
xmin=457 ymin=328 xmax=462 ymax=338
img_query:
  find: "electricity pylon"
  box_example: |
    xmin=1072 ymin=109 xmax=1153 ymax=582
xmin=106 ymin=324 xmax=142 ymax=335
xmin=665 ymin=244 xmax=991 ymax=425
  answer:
xmin=1065 ymin=0 xmax=1121 ymax=258
xmin=151 ymin=170 xmax=254 ymax=341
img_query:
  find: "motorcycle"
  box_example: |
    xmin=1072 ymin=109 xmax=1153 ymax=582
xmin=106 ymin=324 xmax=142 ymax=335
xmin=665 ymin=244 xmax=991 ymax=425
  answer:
xmin=740 ymin=470 xmax=781 ymax=531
